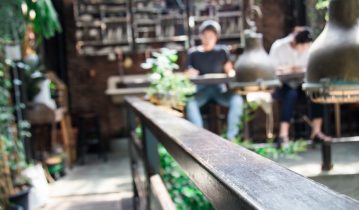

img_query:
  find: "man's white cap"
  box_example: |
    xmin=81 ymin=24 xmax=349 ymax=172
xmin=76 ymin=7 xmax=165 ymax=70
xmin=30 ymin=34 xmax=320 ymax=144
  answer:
xmin=199 ymin=20 xmax=221 ymax=36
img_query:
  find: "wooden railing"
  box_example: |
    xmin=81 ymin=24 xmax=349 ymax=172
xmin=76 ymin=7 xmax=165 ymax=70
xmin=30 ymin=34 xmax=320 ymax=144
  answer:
xmin=125 ymin=97 xmax=359 ymax=210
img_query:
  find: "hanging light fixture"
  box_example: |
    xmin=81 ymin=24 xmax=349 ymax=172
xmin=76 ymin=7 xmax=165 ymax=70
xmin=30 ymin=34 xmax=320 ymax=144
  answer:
xmin=303 ymin=0 xmax=359 ymax=103
xmin=231 ymin=0 xmax=280 ymax=94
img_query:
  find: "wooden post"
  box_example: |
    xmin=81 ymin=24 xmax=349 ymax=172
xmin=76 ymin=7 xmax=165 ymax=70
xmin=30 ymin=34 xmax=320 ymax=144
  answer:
xmin=142 ymin=126 xmax=160 ymax=176
xmin=321 ymin=142 xmax=333 ymax=171
xmin=0 ymin=138 xmax=15 ymax=200
xmin=60 ymin=115 xmax=72 ymax=168
xmin=127 ymin=109 xmax=139 ymax=210
xmin=142 ymin=125 xmax=160 ymax=210
xmin=334 ymin=103 xmax=341 ymax=138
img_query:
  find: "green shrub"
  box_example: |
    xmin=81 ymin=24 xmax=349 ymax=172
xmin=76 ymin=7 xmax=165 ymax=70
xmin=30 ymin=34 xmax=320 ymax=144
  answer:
xmin=159 ymin=145 xmax=214 ymax=210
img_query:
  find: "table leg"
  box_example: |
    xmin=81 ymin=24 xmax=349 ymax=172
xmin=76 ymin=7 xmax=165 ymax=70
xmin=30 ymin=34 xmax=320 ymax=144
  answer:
xmin=334 ymin=104 xmax=341 ymax=138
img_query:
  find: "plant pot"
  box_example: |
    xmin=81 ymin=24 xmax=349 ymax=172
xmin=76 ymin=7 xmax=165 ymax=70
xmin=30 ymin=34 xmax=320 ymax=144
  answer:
xmin=4 ymin=44 xmax=22 ymax=61
xmin=7 ymin=203 xmax=24 ymax=210
xmin=9 ymin=188 xmax=31 ymax=210
xmin=149 ymin=93 xmax=184 ymax=111
xmin=46 ymin=156 xmax=66 ymax=180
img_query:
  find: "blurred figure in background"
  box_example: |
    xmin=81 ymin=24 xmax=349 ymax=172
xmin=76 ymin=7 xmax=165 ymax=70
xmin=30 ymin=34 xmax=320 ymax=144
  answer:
xmin=185 ymin=20 xmax=243 ymax=141
xmin=270 ymin=26 xmax=332 ymax=147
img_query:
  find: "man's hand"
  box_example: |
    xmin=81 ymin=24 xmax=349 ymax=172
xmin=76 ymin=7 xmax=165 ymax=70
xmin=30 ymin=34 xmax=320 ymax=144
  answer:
xmin=224 ymin=62 xmax=236 ymax=77
xmin=276 ymin=65 xmax=305 ymax=75
xmin=291 ymin=66 xmax=305 ymax=73
xmin=276 ymin=65 xmax=293 ymax=75
xmin=185 ymin=68 xmax=200 ymax=77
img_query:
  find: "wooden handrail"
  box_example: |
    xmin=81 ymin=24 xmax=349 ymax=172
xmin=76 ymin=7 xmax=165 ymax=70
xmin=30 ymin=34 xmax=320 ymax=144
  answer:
xmin=125 ymin=97 xmax=359 ymax=210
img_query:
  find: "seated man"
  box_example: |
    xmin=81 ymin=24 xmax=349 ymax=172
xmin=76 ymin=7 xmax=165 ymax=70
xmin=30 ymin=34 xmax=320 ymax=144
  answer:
xmin=185 ymin=20 xmax=243 ymax=140
xmin=269 ymin=26 xmax=331 ymax=146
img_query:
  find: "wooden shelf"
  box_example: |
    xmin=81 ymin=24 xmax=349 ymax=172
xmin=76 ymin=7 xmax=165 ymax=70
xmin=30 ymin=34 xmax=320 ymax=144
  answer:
xmin=78 ymin=0 xmax=127 ymax=6
xmin=193 ymin=34 xmax=242 ymax=41
xmin=76 ymin=17 xmax=128 ymax=27
xmin=74 ymin=0 xmax=244 ymax=55
xmin=135 ymin=36 xmax=188 ymax=44
xmin=79 ymin=40 xmax=130 ymax=47
xmin=193 ymin=11 xmax=242 ymax=22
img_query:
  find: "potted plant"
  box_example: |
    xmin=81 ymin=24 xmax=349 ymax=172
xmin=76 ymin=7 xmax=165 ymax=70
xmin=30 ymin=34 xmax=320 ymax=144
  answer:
xmin=0 ymin=1 xmax=62 ymax=209
xmin=141 ymin=48 xmax=196 ymax=110
xmin=0 ymin=55 xmax=31 ymax=210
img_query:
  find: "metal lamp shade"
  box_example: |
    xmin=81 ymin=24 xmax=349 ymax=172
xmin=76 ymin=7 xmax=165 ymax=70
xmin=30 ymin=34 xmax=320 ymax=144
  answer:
xmin=303 ymin=0 xmax=359 ymax=103
xmin=232 ymin=31 xmax=280 ymax=94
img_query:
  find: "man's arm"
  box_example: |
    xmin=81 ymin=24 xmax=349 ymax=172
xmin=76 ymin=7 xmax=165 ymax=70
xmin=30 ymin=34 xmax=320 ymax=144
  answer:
xmin=185 ymin=49 xmax=200 ymax=77
xmin=222 ymin=46 xmax=235 ymax=77
xmin=224 ymin=61 xmax=235 ymax=77
xmin=185 ymin=68 xmax=200 ymax=77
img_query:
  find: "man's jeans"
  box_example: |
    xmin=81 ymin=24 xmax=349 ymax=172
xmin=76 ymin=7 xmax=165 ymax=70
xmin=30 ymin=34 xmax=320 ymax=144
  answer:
xmin=186 ymin=85 xmax=243 ymax=140
xmin=274 ymin=84 xmax=324 ymax=123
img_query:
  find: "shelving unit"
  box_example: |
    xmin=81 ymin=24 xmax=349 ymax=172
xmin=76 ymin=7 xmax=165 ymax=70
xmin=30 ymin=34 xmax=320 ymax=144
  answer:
xmin=130 ymin=0 xmax=188 ymax=52
xmin=189 ymin=0 xmax=243 ymax=46
xmin=73 ymin=0 xmax=244 ymax=56
xmin=74 ymin=0 xmax=131 ymax=55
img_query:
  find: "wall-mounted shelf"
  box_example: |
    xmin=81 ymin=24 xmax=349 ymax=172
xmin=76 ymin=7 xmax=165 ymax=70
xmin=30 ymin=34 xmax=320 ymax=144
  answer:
xmin=74 ymin=0 xmax=244 ymax=56
xmin=135 ymin=35 xmax=188 ymax=44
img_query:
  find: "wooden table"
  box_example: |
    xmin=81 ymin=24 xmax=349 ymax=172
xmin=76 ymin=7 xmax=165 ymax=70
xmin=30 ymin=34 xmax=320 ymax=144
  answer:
xmin=277 ymin=72 xmax=305 ymax=82
xmin=117 ymin=73 xmax=234 ymax=88
xmin=105 ymin=73 xmax=234 ymax=104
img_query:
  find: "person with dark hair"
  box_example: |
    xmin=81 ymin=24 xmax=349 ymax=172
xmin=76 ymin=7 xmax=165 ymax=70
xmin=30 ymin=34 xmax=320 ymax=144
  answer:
xmin=270 ymin=26 xmax=331 ymax=147
xmin=185 ymin=20 xmax=243 ymax=140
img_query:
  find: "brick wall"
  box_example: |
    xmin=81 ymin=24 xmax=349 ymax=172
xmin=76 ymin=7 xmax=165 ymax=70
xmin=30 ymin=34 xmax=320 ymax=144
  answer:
xmin=63 ymin=0 xmax=124 ymax=142
xmin=258 ymin=0 xmax=286 ymax=50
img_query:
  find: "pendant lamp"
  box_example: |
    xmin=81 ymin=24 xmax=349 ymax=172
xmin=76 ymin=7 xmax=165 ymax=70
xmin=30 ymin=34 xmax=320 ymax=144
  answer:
xmin=232 ymin=30 xmax=281 ymax=94
xmin=303 ymin=0 xmax=359 ymax=103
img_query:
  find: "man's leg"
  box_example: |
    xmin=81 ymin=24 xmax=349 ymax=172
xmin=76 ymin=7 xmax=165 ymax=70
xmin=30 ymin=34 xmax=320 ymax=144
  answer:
xmin=278 ymin=86 xmax=299 ymax=140
xmin=215 ymin=92 xmax=244 ymax=140
xmin=309 ymin=101 xmax=331 ymax=141
xmin=186 ymin=88 xmax=211 ymax=128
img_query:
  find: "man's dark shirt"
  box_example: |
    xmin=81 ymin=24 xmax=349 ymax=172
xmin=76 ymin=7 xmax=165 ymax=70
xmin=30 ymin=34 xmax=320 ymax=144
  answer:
xmin=187 ymin=45 xmax=230 ymax=75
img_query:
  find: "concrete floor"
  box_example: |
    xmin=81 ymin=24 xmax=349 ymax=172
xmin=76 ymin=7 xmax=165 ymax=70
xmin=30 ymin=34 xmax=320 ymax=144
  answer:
xmin=276 ymin=142 xmax=359 ymax=177
xmin=39 ymin=139 xmax=133 ymax=210
xmin=38 ymin=139 xmax=359 ymax=209
xmin=41 ymin=193 xmax=133 ymax=210
xmin=275 ymin=142 xmax=359 ymax=200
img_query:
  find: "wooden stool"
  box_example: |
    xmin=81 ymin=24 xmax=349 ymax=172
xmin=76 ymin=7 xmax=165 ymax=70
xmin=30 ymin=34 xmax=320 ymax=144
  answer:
xmin=77 ymin=112 xmax=107 ymax=164
xmin=201 ymin=102 xmax=227 ymax=135
xmin=26 ymin=103 xmax=75 ymax=168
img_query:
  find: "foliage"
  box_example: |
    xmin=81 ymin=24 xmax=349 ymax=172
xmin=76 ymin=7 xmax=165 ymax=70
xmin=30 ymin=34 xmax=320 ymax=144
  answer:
xmin=135 ymin=126 xmax=143 ymax=139
xmin=133 ymin=126 xmax=213 ymax=209
xmin=0 ymin=0 xmax=62 ymax=42
xmin=0 ymin=0 xmax=26 ymax=42
xmin=24 ymin=0 xmax=62 ymax=40
xmin=0 ymin=0 xmax=60 ymax=208
xmin=226 ymin=101 xmax=308 ymax=159
xmin=159 ymin=145 xmax=214 ymax=210
xmin=0 ymin=60 xmax=28 ymax=209
xmin=238 ymin=101 xmax=259 ymax=134
xmin=141 ymin=48 xmax=196 ymax=108
xmin=315 ymin=0 xmax=329 ymax=10
xmin=233 ymin=137 xmax=308 ymax=159
xmin=307 ymin=0 xmax=329 ymax=37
